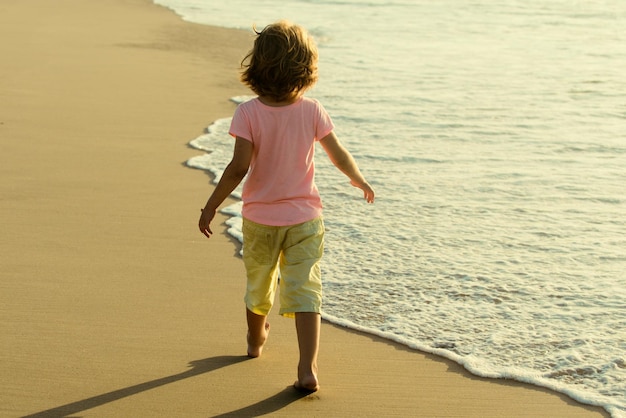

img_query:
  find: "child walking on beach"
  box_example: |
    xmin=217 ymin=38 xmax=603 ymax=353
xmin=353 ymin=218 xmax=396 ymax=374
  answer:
xmin=198 ymin=20 xmax=374 ymax=392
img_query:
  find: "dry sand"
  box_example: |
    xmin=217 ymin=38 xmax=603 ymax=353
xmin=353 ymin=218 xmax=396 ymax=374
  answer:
xmin=0 ymin=0 xmax=610 ymax=416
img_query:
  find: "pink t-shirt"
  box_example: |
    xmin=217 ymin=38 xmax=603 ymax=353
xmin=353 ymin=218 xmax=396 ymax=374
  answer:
xmin=229 ymin=97 xmax=334 ymax=226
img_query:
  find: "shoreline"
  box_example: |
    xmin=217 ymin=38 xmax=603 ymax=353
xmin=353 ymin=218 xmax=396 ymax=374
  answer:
xmin=0 ymin=0 xmax=610 ymax=416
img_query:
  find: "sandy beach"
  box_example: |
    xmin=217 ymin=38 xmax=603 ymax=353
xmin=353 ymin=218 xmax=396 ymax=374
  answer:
xmin=0 ymin=0 xmax=610 ymax=416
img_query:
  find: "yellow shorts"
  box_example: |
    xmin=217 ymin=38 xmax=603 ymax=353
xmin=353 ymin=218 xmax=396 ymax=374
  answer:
xmin=242 ymin=217 xmax=324 ymax=318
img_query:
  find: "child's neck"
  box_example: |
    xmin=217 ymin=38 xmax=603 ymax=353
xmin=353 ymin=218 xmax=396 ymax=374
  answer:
xmin=258 ymin=94 xmax=301 ymax=107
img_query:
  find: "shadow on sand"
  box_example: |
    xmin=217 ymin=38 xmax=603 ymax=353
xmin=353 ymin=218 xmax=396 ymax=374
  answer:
xmin=23 ymin=355 xmax=311 ymax=417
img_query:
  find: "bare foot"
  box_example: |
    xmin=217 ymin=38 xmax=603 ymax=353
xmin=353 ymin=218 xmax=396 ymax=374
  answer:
xmin=294 ymin=375 xmax=319 ymax=393
xmin=294 ymin=366 xmax=319 ymax=392
xmin=247 ymin=321 xmax=270 ymax=358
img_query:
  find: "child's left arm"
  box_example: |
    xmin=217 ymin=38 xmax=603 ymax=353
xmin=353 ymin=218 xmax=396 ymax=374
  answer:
xmin=198 ymin=137 xmax=253 ymax=238
xmin=320 ymin=131 xmax=375 ymax=203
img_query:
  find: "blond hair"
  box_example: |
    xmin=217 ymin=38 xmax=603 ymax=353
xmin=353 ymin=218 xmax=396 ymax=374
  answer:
xmin=240 ymin=21 xmax=319 ymax=102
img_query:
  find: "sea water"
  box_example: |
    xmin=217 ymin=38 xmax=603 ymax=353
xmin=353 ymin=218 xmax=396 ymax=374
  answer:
xmin=154 ymin=0 xmax=626 ymax=415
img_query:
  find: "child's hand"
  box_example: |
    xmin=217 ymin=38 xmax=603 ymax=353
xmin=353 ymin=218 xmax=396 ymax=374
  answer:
xmin=351 ymin=180 xmax=375 ymax=204
xmin=199 ymin=207 xmax=216 ymax=238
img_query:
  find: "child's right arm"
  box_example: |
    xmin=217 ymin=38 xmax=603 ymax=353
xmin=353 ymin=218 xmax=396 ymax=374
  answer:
xmin=319 ymin=131 xmax=375 ymax=203
xmin=198 ymin=137 xmax=253 ymax=238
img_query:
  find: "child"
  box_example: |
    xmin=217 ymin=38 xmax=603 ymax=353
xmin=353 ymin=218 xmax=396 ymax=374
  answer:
xmin=198 ymin=20 xmax=374 ymax=392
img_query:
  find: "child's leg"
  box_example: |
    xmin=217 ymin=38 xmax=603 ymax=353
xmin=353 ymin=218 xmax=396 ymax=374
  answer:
xmin=295 ymin=312 xmax=321 ymax=391
xmin=242 ymin=218 xmax=280 ymax=358
xmin=246 ymin=308 xmax=270 ymax=358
